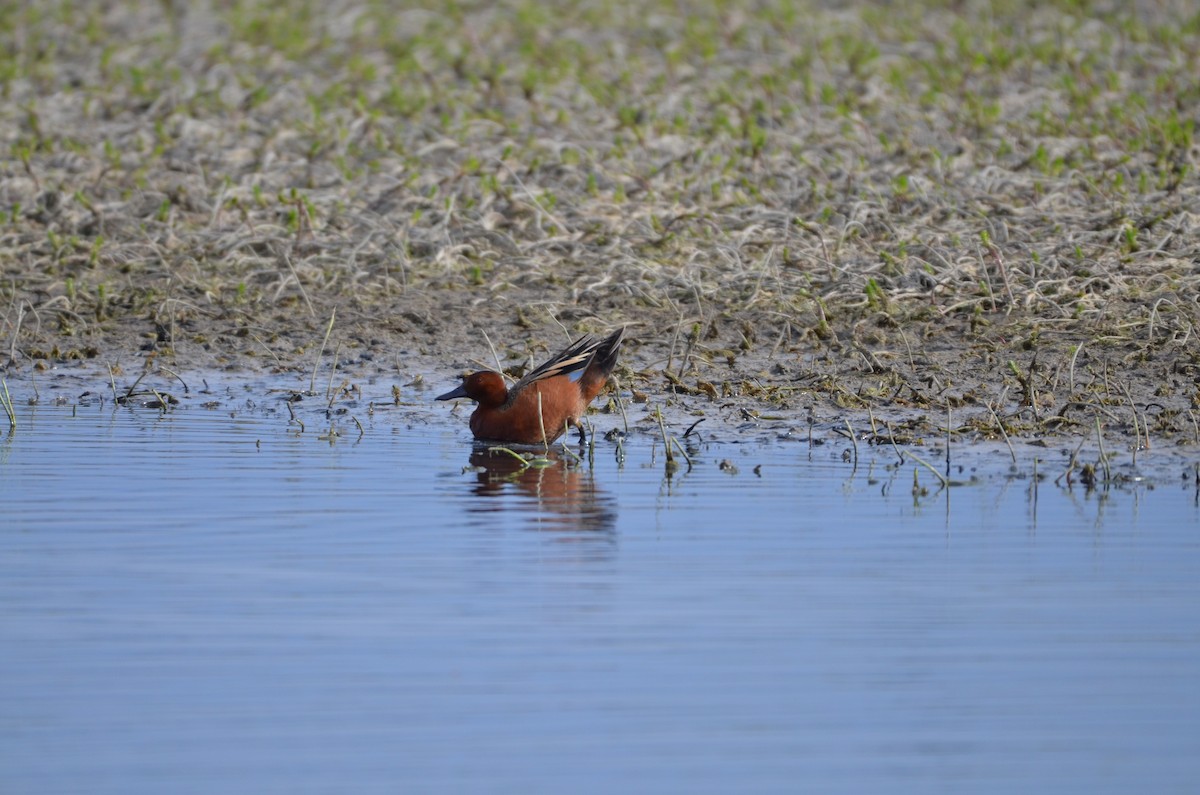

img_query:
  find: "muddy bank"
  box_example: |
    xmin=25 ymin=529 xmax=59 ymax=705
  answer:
xmin=2 ymin=1 xmax=1198 ymax=455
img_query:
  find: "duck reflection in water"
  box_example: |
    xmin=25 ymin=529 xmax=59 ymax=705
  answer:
xmin=464 ymin=447 xmax=617 ymax=534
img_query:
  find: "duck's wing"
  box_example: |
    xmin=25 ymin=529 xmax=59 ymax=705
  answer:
xmin=510 ymin=334 xmax=602 ymax=393
xmin=578 ymin=327 xmax=625 ymax=394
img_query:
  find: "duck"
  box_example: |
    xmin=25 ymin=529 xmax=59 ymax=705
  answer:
xmin=436 ymin=327 xmax=625 ymax=444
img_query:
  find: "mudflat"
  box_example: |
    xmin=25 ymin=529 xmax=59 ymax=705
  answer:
xmin=2 ymin=1 xmax=1198 ymax=451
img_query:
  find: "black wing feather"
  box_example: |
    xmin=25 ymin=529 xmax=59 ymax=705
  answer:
xmin=509 ymin=334 xmax=601 ymax=393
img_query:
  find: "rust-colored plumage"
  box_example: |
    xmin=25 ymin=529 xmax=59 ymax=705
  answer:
xmin=436 ymin=328 xmax=625 ymax=444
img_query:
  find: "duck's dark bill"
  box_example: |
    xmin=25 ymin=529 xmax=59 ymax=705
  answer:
xmin=435 ymin=384 xmax=470 ymax=401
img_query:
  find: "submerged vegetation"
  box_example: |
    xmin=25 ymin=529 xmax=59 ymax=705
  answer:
xmin=0 ymin=0 xmax=1198 ymax=451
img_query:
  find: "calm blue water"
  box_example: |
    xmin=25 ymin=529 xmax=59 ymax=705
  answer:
xmin=1 ymin=377 xmax=1198 ymax=794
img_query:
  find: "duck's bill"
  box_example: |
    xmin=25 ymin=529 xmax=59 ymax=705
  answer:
xmin=435 ymin=384 xmax=469 ymax=401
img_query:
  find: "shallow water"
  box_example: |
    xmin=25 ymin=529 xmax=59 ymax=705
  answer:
xmin=1 ymin=377 xmax=1198 ymax=794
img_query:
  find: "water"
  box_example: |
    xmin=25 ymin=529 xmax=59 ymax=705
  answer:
xmin=1 ymin=377 xmax=1198 ymax=794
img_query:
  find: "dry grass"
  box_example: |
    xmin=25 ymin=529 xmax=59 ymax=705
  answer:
xmin=1 ymin=0 xmax=1198 ymax=446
